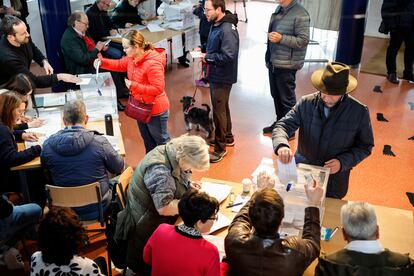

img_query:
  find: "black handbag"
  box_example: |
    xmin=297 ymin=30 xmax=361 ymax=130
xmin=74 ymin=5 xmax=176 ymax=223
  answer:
xmin=378 ymin=21 xmax=389 ymax=34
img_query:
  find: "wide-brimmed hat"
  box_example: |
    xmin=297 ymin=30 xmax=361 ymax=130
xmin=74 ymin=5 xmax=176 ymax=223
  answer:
xmin=311 ymin=62 xmax=357 ymax=95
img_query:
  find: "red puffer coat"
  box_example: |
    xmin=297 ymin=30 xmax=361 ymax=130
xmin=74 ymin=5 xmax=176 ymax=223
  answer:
xmin=100 ymin=48 xmax=170 ymax=116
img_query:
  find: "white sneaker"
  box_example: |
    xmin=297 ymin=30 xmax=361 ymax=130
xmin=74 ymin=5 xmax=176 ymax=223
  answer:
xmin=3 ymin=247 xmax=24 ymax=270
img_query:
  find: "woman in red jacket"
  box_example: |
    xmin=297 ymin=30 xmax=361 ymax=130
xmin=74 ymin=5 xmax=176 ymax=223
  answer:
xmin=95 ymin=30 xmax=170 ymax=152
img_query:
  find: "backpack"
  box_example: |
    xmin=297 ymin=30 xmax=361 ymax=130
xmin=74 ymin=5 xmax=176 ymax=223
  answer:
xmin=105 ymin=183 xmax=128 ymax=269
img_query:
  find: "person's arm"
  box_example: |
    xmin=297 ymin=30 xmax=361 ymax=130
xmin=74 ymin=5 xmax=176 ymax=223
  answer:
xmin=129 ymin=60 xmax=165 ymax=98
xmin=29 ymin=39 xmax=47 ymax=66
xmin=99 ymin=56 xmax=129 ymax=72
xmin=143 ymin=164 xmax=179 ymax=216
xmin=14 ymin=123 xmax=28 ymax=130
xmin=225 ymin=200 xmax=253 ymax=247
xmin=5 ymin=54 xmax=58 ymax=88
xmin=278 ymin=12 xmax=310 ymax=50
xmin=99 ymin=135 xmax=125 ymax=174
xmin=0 ymin=127 xmax=41 ymax=168
xmin=204 ymin=23 xmax=239 ymax=66
xmin=335 ymin=106 xmax=374 ymax=172
xmin=272 ymin=98 xmax=303 ymax=154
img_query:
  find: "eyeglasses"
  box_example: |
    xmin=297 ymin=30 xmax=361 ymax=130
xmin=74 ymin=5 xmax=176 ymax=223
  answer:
xmin=102 ymin=2 xmax=111 ymax=7
xmin=208 ymin=215 xmax=218 ymax=221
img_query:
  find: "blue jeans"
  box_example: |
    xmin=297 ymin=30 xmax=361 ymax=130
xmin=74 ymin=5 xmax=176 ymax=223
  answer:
xmin=0 ymin=203 xmax=42 ymax=243
xmin=137 ymin=111 xmax=170 ymax=153
xmin=103 ymin=46 xmax=123 ymax=59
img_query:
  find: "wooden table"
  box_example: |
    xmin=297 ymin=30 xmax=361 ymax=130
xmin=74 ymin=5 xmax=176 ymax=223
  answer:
xmin=111 ymin=27 xmax=183 ymax=45
xmin=201 ymin=178 xmax=414 ymax=275
xmin=11 ymin=117 xmax=125 ymax=201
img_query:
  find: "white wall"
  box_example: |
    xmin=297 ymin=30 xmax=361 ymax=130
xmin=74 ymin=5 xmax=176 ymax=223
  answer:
xmin=27 ymin=0 xmax=46 ymax=54
xmin=365 ymin=0 xmax=388 ymax=38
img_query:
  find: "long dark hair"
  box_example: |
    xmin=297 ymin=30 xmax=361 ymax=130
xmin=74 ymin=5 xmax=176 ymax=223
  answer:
xmin=0 ymin=91 xmax=24 ymax=129
xmin=38 ymin=207 xmax=87 ymax=266
xmin=0 ymin=73 xmax=38 ymax=115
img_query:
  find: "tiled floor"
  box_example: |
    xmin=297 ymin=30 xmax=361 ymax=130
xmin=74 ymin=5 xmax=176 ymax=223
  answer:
xmin=9 ymin=1 xmax=412 ymax=275
xmin=119 ymin=1 xmax=414 ymax=211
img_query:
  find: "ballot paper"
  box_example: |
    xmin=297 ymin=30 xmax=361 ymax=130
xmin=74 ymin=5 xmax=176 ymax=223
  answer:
xmin=206 ymin=212 xmax=231 ymax=234
xmin=103 ymin=135 xmax=120 ymax=153
xmin=201 ymin=182 xmax=232 ymax=203
xmin=147 ymin=23 xmax=165 ymax=32
xmin=128 ymin=24 xmax=146 ymax=31
xmin=277 ymin=158 xmax=298 ymax=184
xmin=76 ymin=78 xmax=91 ymax=85
xmin=106 ymin=33 xmax=122 ymax=39
xmin=190 ymin=51 xmax=203 ymax=58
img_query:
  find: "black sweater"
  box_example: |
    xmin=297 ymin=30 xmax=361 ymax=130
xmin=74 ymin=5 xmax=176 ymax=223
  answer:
xmin=0 ymin=36 xmax=58 ymax=88
xmin=111 ymin=0 xmax=143 ymax=29
xmin=86 ymin=2 xmax=114 ymax=42
xmin=0 ymin=124 xmax=41 ymax=191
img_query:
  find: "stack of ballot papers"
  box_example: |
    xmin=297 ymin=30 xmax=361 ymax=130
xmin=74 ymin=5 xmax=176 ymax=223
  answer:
xmin=201 ymin=181 xmax=232 ymax=203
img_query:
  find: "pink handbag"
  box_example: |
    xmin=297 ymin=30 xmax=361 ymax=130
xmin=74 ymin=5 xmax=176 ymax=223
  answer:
xmin=124 ymin=95 xmax=153 ymax=123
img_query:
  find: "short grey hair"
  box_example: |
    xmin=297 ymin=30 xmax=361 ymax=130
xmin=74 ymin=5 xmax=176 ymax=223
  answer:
xmin=172 ymin=135 xmax=210 ymax=171
xmin=67 ymin=11 xmax=85 ymax=27
xmin=63 ymin=100 xmax=87 ymax=125
xmin=341 ymin=202 xmax=377 ymax=240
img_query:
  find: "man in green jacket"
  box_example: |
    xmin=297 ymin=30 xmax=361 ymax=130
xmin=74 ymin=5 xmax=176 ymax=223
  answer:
xmin=315 ymin=202 xmax=414 ymax=275
xmin=61 ymin=11 xmax=129 ymax=110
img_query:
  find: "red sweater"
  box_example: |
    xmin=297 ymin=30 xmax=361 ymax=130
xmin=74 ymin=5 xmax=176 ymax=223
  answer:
xmin=144 ymin=224 xmax=220 ymax=276
xmin=100 ymin=48 xmax=170 ymax=116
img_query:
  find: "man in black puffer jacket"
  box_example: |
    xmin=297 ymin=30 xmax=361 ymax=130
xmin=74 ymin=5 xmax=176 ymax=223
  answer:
xmin=201 ymin=0 xmax=239 ymax=163
xmin=273 ymin=62 xmax=374 ymax=199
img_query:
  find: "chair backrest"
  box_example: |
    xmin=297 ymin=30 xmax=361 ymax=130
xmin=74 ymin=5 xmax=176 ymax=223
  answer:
xmin=116 ymin=166 xmax=133 ymax=208
xmin=46 ymin=182 xmax=101 ymax=208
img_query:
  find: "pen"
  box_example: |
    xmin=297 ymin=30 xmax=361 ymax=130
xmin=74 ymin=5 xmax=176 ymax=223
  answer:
xmin=226 ymin=202 xmax=243 ymax=208
xmin=330 ymin=226 xmax=339 ymax=240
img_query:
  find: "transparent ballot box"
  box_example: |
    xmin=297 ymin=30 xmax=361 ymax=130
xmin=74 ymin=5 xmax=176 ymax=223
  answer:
xmin=77 ymin=72 xmax=118 ymax=122
xmin=34 ymin=72 xmax=118 ymax=123
xmin=252 ymin=158 xmax=329 ymax=237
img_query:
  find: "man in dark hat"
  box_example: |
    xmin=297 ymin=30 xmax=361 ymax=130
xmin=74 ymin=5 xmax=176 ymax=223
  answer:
xmin=272 ymin=62 xmax=374 ymax=199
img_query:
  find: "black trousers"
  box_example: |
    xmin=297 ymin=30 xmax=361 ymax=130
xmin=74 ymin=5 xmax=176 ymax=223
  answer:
xmin=386 ymin=29 xmax=414 ymax=76
xmin=268 ymin=67 xmax=297 ymax=122
xmin=210 ymin=82 xmax=233 ymax=153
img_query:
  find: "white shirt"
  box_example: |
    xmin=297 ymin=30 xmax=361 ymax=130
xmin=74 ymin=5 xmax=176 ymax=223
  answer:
xmin=346 ymin=240 xmax=385 ymax=254
xmin=30 ymin=251 xmax=104 ymax=276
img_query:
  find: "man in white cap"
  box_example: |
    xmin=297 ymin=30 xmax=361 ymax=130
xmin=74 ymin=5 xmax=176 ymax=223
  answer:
xmin=272 ymin=62 xmax=374 ymax=199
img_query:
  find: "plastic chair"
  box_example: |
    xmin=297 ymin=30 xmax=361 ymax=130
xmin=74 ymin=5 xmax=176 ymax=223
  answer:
xmin=116 ymin=167 xmax=133 ymax=209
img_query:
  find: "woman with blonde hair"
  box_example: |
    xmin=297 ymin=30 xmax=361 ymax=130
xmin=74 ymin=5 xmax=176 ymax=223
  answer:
xmin=114 ymin=135 xmax=209 ymax=274
xmin=95 ymin=29 xmax=170 ymax=153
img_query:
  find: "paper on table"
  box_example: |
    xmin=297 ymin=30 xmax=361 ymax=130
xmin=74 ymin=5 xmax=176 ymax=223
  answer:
xmin=147 ymin=23 xmax=165 ymax=32
xmin=103 ymin=135 xmax=120 ymax=152
xmin=77 ymin=78 xmax=91 ymax=85
xmin=230 ymin=194 xmax=250 ymax=213
xmin=203 ymin=235 xmax=225 ymax=260
xmin=106 ymin=33 xmax=122 ymax=39
xmin=207 ymin=212 xmax=231 ymax=234
xmin=277 ymin=158 xmax=298 ymax=184
xmin=40 ymin=94 xmax=66 ymax=107
xmin=190 ymin=51 xmax=203 ymax=58
xmin=129 ymin=24 xmax=146 ymax=31
xmin=201 ymin=182 xmax=232 ymax=203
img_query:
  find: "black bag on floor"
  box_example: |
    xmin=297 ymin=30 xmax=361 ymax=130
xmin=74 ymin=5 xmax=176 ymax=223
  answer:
xmin=105 ymin=183 xmax=127 ymax=269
